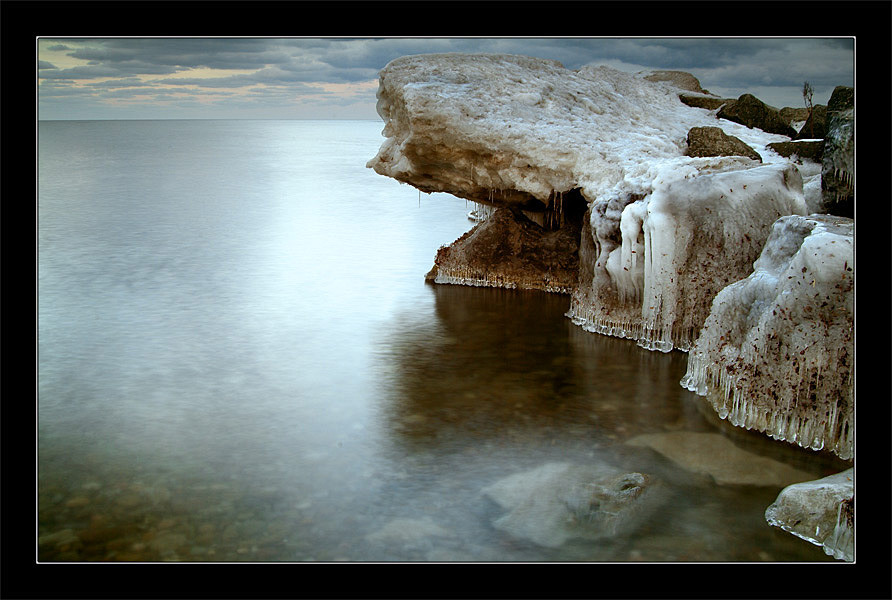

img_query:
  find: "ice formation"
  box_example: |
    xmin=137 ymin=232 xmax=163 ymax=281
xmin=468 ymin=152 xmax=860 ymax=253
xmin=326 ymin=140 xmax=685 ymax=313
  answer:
xmin=368 ymin=54 xmax=806 ymax=334
xmin=367 ymin=54 xmax=795 ymax=213
xmin=681 ymin=214 xmax=854 ymax=459
xmin=568 ymin=162 xmax=808 ymax=351
xmin=764 ymin=469 xmax=854 ymax=561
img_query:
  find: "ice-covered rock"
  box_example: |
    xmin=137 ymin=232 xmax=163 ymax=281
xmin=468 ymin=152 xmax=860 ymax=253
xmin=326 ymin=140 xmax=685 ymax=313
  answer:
xmin=764 ymin=469 xmax=854 ymax=561
xmin=820 ymin=86 xmax=854 ymax=217
xmin=367 ymin=54 xmax=793 ymax=213
xmin=481 ymin=462 xmax=661 ymax=548
xmin=568 ymin=162 xmax=808 ymax=352
xmin=681 ymin=214 xmax=854 ymax=459
xmin=625 ymin=431 xmax=815 ymax=487
xmin=368 ymin=54 xmax=810 ymax=352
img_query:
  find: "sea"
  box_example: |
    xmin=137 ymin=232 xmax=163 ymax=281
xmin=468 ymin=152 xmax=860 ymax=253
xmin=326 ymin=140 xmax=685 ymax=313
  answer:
xmin=37 ymin=119 xmax=849 ymax=563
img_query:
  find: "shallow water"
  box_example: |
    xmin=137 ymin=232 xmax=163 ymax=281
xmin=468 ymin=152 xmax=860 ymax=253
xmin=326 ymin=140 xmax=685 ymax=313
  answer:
xmin=37 ymin=119 xmax=848 ymax=562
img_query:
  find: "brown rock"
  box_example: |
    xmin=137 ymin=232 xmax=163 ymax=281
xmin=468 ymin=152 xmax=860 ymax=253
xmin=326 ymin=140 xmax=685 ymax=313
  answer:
xmin=428 ymin=200 xmax=584 ymax=294
xmin=679 ymin=93 xmax=733 ymax=111
xmin=794 ymin=105 xmax=827 ymax=140
xmin=643 ymin=70 xmax=708 ymax=94
xmin=685 ymin=126 xmax=762 ymax=162
xmin=767 ymin=140 xmax=824 ymax=162
xmin=717 ymin=94 xmax=797 ymax=137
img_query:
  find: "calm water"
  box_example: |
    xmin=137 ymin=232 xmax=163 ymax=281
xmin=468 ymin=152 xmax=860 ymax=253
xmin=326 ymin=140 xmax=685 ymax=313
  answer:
xmin=37 ymin=119 xmax=847 ymax=562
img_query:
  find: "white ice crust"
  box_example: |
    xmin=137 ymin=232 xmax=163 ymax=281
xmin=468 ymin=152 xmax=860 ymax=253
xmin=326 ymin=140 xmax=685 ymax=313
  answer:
xmin=681 ymin=214 xmax=854 ymax=459
xmin=367 ymin=54 xmax=794 ymax=205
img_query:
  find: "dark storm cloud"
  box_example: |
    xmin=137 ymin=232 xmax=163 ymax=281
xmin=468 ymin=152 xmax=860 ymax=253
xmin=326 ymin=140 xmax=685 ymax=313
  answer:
xmin=38 ymin=37 xmax=854 ymax=120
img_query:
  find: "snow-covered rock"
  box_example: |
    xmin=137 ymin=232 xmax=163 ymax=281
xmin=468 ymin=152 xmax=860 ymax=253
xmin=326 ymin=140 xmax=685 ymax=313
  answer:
xmin=681 ymin=214 xmax=854 ymax=459
xmin=367 ymin=54 xmax=795 ymax=212
xmin=765 ymin=469 xmax=854 ymax=561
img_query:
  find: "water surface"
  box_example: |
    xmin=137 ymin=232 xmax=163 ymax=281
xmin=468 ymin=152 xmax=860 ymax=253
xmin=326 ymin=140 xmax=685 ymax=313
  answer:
xmin=38 ymin=119 xmax=847 ymax=562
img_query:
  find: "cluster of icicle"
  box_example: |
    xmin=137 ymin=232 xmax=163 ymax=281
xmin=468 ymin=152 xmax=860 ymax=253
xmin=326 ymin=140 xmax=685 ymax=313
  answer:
xmin=680 ymin=215 xmax=854 ymax=459
xmin=567 ymin=298 xmax=702 ymax=353
xmin=434 ymin=266 xmax=574 ymax=295
xmin=823 ymin=497 xmax=854 ymax=561
xmin=680 ymin=343 xmax=853 ymax=459
xmin=467 ymin=198 xmax=497 ymax=223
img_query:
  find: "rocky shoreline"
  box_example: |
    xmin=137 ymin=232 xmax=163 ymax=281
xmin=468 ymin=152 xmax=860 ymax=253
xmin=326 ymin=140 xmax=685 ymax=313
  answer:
xmin=367 ymin=53 xmax=854 ymax=560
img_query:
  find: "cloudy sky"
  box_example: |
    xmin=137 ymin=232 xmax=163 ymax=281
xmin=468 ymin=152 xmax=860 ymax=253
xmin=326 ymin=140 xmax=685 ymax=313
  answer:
xmin=37 ymin=37 xmax=854 ymax=120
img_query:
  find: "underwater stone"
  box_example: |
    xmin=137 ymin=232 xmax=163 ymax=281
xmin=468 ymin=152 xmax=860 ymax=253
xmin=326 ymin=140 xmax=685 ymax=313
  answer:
xmin=482 ymin=462 xmax=661 ymax=548
xmin=625 ymin=431 xmax=815 ymax=487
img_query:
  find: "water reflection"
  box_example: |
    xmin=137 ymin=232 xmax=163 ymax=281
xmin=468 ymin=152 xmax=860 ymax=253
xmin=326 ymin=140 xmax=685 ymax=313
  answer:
xmin=369 ymin=283 xmax=846 ymax=561
xmin=376 ymin=284 xmax=707 ymax=453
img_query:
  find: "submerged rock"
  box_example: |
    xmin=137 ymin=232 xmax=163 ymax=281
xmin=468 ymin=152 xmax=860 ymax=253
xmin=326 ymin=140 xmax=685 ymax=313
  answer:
xmin=681 ymin=214 xmax=854 ymax=459
xmin=625 ymin=431 xmax=815 ymax=487
xmin=481 ymin=462 xmax=660 ymax=548
xmin=765 ymin=469 xmax=854 ymax=561
xmin=365 ymin=517 xmax=454 ymax=545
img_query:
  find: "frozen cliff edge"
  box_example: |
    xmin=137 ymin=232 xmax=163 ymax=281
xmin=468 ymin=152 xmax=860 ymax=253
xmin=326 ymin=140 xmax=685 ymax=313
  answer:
xmin=681 ymin=214 xmax=854 ymax=459
xmin=367 ymin=53 xmax=798 ymax=214
xmin=367 ymin=53 xmax=811 ymax=351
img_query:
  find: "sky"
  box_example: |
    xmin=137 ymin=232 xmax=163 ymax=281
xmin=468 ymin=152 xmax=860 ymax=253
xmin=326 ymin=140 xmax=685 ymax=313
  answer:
xmin=37 ymin=37 xmax=855 ymax=121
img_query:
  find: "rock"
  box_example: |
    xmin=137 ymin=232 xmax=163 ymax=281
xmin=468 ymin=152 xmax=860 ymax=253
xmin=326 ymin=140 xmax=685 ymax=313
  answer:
xmin=717 ymin=94 xmax=798 ymax=137
xmin=685 ymin=126 xmax=762 ymax=162
xmin=367 ymin=53 xmax=783 ymax=214
xmin=794 ymin=104 xmax=827 ymax=140
xmin=682 ymin=214 xmax=854 ymax=459
xmin=428 ymin=205 xmax=582 ymax=294
xmin=38 ymin=528 xmax=80 ymax=548
xmin=625 ymin=432 xmax=815 ymax=486
xmin=481 ymin=462 xmax=661 ymax=548
xmin=820 ymin=86 xmax=854 ymax=217
xmin=766 ymin=140 xmax=824 ymax=162
xmin=778 ymin=106 xmax=811 ymax=126
xmin=640 ymin=70 xmax=708 ymax=94
xmin=568 ymin=162 xmax=807 ymax=352
xmin=679 ymin=93 xmax=735 ymax=111
xmin=827 ymin=85 xmax=854 ymax=113
xmin=765 ymin=469 xmax=854 ymax=561
xmin=365 ymin=517 xmax=454 ymax=544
